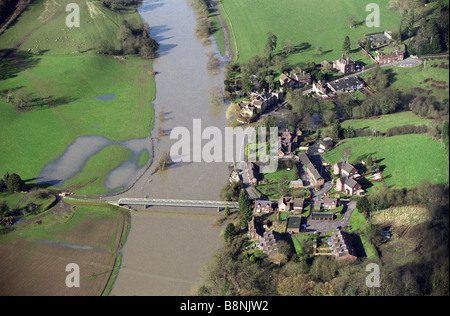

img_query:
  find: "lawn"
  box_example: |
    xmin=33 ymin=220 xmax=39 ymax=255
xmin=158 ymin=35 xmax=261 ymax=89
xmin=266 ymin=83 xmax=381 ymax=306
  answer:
xmin=324 ymin=134 xmax=449 ymax=189
xmin=0 ymin=0 xmax=156 ymax=192
xmin=340 ymin=111 xmax=432 ymax=133
xmin=219 ymin=0 xmax=401 ymax=64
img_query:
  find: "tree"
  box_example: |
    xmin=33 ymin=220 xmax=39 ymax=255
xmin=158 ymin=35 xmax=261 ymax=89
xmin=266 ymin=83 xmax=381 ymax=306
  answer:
xmin=343 ymin=36 xmax=351 ymax=54
xmin=365 ymin=37 xmax=372 ymax=51
xmin=0 ymin=200 xmax=9 ymax=219
xmin=316 ymin=46 xmax=323 ymax=56
xmin=264 ymin=32 xmax=278 ymax=60
xmin=282 ymin=39 xmax=295 ymax=57
xmin=4 ymin=173 xmax=24 ymax=192
xmin=238 ymin=189 xmax=252 ymax=227
xmin=223 ymin=223 xmax=237 ymax=243
xmin=345 ymin=15 xmax=356 ymax=28
xmin=356 ymin=196 xmax=371 ymax=214
xmin=158 ymin=152 xmax=171 ymax=171
xmin=341 ymin=146 xmax=352 ymax=162
xmin=332 ymin=120 xmax=343 ymax=140
xmin=14 ymin=87 xmax=33 ymax=109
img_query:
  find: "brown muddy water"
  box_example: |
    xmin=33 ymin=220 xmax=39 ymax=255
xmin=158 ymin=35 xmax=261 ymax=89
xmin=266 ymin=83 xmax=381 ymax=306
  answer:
xmin=110 ymin=0 xmax=230 ymax=295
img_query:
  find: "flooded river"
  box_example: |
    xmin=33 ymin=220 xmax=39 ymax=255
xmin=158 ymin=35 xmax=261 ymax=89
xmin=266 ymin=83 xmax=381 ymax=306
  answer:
xmin=110 ymin=0 xmax=230 ymax=295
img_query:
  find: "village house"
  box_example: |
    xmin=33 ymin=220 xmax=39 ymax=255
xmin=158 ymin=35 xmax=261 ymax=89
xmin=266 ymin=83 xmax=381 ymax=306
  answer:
xmin=278 ymin=196 xmax=304 ymax=214
xmin=299 ymin=153 xmax=324 ymax=186
xmin=254 ymin=200 xmax=273 ymax=214
xmin=336 ymin=176 xmax=363 ymax=196
xmin=278 ymin=129 xmax=299 ymax=156
xmin=327 ymin=76 xmax=364 ymax=94
xmin=328 ymin=230 xmax=358 ymax=262
xmin=279 ymin=71 xmax=312 ymax=90
xmin=333 ymin=55 xmax=356 ymax=74
xmin=333 ymin=160 xmax=359 ymax=178
xmin=313 ymin=80 xmax=330 ymax=98
xmin=376 ymin=49 xmax=404 ymax=64
xmin=247 ymin=162 xmax=259 ymax=185
xmin=248 ymin=216 xmax=264 ymax=240
xmin=261 ymin=230 xmax=281 ymax=258
xmin=323 ymin=197 xmax=339 ymax=210
xmin=319 ymin=137 xmax=334 ymax=152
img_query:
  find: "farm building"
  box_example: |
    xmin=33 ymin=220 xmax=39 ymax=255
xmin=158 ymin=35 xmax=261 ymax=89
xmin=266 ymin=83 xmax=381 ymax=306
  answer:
xmin=286 ymin=216 xmax=303 ymax=234
xmin=311 ymin=212 xmax=334 ymax=221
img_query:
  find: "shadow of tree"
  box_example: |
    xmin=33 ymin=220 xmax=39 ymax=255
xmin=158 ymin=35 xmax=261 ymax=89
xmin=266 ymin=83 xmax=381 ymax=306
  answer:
xmin=0 ymin=49 xmax=41 ymax=80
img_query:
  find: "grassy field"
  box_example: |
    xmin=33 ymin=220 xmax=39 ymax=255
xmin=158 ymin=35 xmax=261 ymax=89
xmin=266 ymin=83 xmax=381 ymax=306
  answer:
xmin=360 ymin=59 xmax=450 ymax=102
xmin=340 ymin=111 xmax=432 ymax=133
xmin=324 ymin=134 xmax=449 ymax=189
xmin=0 ymin=0 xmax=136 ymax=53
xmin=0 ymin=198 xmax=128 ymax=295
xmin=219 ymin=0 xmax=401 ymax=64
xmin=387 ymin=59 xmax=449 ymax=102
xmin=0 ymin=0 xmax=156 ymax=193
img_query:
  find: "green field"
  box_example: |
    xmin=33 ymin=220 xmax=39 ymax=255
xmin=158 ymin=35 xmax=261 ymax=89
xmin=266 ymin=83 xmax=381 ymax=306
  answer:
xmin=0 ymin=0 xmax=156 ymax=193
xmin=219 ymin=0 xmax=401 ymax=64
xmin=324 ymin=134 xmax=449 ymax=189
xmin=385 ymin=59 xmax=449 ymax=102
xmin=341 ymin=111 xmax=432 ymax=133
xmin=0 ymin=0 xmax=135 ymax=53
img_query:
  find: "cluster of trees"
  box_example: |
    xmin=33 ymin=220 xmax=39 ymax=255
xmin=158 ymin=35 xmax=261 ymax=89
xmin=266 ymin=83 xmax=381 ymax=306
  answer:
xmin=385 ymin=124 xmax=428 ymax=137
xmin=220 ymin=180 xmax=241 ymax=202
xmin=191 ymin=0 xmax=213 ymax=43
xmin=409 ymin=95 xmax=449 ymax=119
xmin=97 ymin=14 xmax=159 ymax=59
xmin=0 ymin=172 xmax=24 ymax=193
xmin=357 ymin=181 xmax=448 ymax=216
xmin=100 ymin=0 xmax=141 ymax=11
xmin=0 ymin=0 xmax=27 ymax=25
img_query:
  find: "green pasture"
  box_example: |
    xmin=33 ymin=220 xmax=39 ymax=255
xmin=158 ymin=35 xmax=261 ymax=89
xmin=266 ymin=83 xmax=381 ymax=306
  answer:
xmin=324 ymin=134 xmax=449 ymax=189
xmin=0 ymin=0 xmax=139 ymax=54
xmin=219 ymin=0 xmax=401 ymax=64
xmin=0 ymin=0 xmax=156 ymax=193
xmin=340 ymin=111 xmax=432 ymax=133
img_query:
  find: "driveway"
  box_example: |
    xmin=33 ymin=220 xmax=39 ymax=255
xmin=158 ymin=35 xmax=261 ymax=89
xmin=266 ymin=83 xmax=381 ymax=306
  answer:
xmin=305 ymin=200 xmax=357 ymax=233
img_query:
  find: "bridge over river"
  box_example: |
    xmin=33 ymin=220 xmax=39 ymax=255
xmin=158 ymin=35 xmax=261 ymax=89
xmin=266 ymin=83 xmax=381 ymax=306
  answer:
xmin=114 ymin=198 xmax=239 ymax=209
